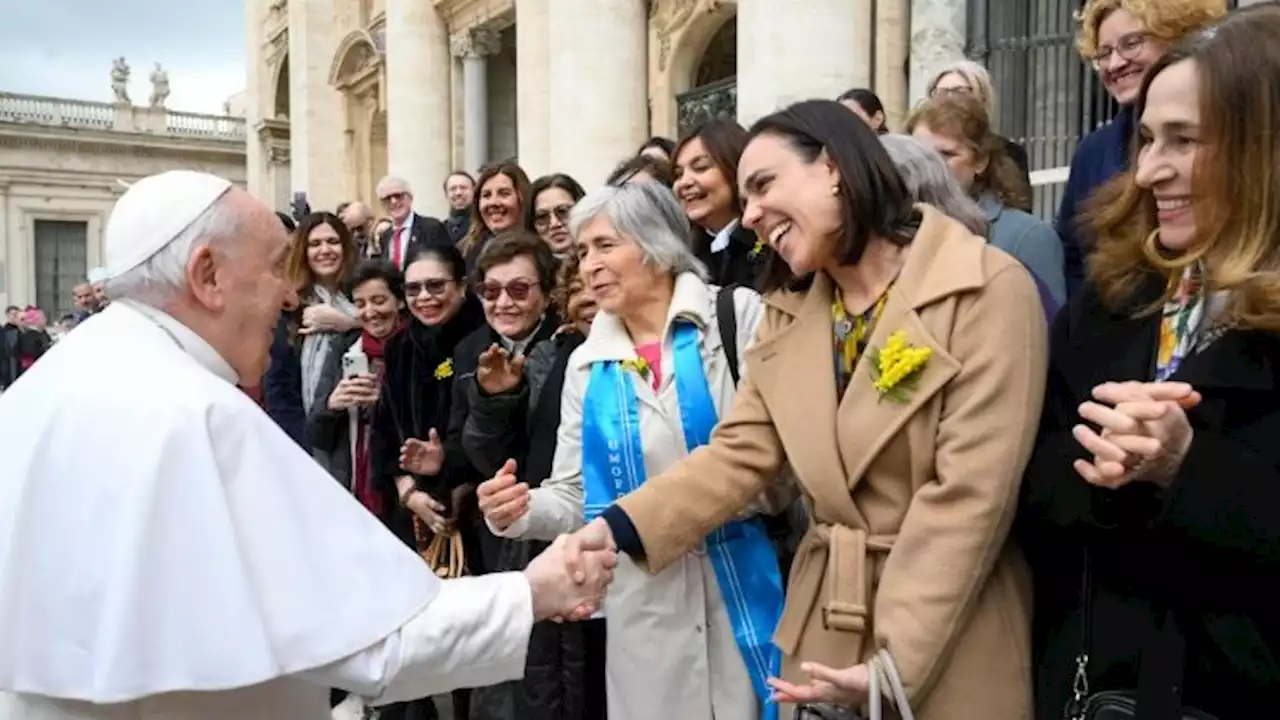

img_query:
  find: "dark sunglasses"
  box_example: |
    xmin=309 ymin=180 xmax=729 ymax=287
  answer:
xmin=476 ymin=278 xmax=537 ymax=302
xmin=533 ymin=204 xmax=573 ymax=230
xmin=404 ymin=278 xmax=453 ymax=298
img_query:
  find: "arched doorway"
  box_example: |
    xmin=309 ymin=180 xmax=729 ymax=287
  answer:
xmin=330 ymin=31 xmax=386 ymax=205
xmin=676 ymin=16 xmax=737 ymax=136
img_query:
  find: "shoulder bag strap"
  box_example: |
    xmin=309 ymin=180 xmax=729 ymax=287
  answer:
xmin=717 ymin=284 xmax=740 ymax=386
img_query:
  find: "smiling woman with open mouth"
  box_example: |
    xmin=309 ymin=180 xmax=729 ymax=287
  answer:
xmin=1054 ymin=0 xmax=1225 ymax=299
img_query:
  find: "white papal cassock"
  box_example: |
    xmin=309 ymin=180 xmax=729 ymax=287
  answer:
xmin=0 ymin=299 xmax=535 ymax=719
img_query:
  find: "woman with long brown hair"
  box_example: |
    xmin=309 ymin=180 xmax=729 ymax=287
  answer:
xmin=459 ymin=161 xmax=531 ymax=274
xmin=263 ymin=211 xmax=361 ymax=447
xmin=1020 ymin=6 xmax=1280 ymax=717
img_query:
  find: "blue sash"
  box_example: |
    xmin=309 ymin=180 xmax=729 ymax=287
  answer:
xmin=582 ymin=321 xmax=783 ymax=720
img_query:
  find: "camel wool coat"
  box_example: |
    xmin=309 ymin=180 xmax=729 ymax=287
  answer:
xmin=616 ymin=206 xmax=1046 ymax=719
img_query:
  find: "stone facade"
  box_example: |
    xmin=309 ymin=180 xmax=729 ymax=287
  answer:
xmin=0 ymin=93 xmax=246 ymax=315
xmin=243 ymin=0 xmax=921 ymax=218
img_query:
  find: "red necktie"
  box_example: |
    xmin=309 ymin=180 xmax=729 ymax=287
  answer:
xmin=392 ymin=226 xmax=405 ymax=269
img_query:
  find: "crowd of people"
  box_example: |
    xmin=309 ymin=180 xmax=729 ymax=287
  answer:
xmin=2 ymin=1 xmax=1278 ymax=720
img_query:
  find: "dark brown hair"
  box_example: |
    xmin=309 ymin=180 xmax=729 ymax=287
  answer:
xmin=525 ymin=173 xmax=587 ymax=233
xmin=460 ymin=161 xmax=531 ymax=256
xmin=286 ymin=212 xmax=358 ymax=295
xmin=1085 ymin=4 xmax=1280 ymax=330
xmin=474 ymin=230 xmax=558 ymax=295
xmin=606 ymin=155 xmax=675 ymax=188
xmin=748 ymin=100 xmax=920 ymax=293
xmin=673 ymin=118 xmax=750 ymax=217
xmin=906 ymin=94 xmax=1031 ymax=211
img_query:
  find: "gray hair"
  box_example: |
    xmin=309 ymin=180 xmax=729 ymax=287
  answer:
xmin=105 ymin=197 xmax=241 ymax=304
xmin=568 ymin=182 xmax=708 ymax=281
xmin=376 ymin=175 xmax=412 ymax=198
xmin=880 ymin=134 xmax=989 ymax=237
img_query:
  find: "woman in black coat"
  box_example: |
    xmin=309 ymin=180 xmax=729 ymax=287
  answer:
xmin=371 ymin=244 xmax=484 ymax=720
xmin=460 ymin=252 xmax=607 ymax=720
xmin=1018 ymin=15 xmax=1280 ymax=719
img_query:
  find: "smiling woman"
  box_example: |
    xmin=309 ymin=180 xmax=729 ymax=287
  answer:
xmin=460 ymin=162 xmax=532 ymax=274
xmin=1020 ymin=6 xmax=1280 ymax=718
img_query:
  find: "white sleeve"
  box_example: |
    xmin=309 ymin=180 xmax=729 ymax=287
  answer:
xmin=488 ymin=361 xmax=587 ymax=542
xmin=297 ymin=573 xmax=534 ymax=704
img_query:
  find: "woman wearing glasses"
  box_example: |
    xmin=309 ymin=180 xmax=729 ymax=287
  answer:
xmin=526 ymin=173 xmax=586 ymax=259
xmin=1056 ymin=0 xmax=1224 ymax=298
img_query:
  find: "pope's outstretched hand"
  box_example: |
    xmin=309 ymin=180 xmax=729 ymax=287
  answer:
xmin=524 ymin=528 xmax=617 ymax=621
xmin=556 ymin=517 xmax=617 ymax=620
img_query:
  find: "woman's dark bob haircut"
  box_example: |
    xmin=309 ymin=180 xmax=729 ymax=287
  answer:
xmin=345 ymin=259 xmax=405 ymax=301
xmin=748 ymin=100 xmax=920 ymax=293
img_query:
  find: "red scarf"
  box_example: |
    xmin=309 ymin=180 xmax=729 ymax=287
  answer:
xmin=352 ymin=321 xmax=402 ymax=517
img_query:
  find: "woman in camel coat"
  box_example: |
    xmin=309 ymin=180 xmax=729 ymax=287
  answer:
xmin=551 ymin=101 xmax=1048 ymax=718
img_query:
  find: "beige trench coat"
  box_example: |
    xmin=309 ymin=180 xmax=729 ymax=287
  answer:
xmin=617 ymin=206 xmax=1046 ymax=719
xmin=494 ymin=273 xmax=791 ymax=720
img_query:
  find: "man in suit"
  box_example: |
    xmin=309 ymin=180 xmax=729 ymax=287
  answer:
xmin=442 ymin=171 xmax=475 ymax=243
xmin=375 ymin=176 xmax=452 ymax=270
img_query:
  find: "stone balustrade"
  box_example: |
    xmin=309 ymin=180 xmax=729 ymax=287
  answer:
xmin=0 ymin=92 xmax=245 ymax=142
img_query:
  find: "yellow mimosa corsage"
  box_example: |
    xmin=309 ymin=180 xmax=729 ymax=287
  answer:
xmin=434 ymin=358 xmax=454 ymax=380
xmin=749 ymin=236 xmax=765 ymax=259
xmin=620 ymin=356 xmax=650 ymax=377
xmin=868 ymin=331 xmax=931 ymax=403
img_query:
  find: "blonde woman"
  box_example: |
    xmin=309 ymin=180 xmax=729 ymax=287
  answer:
xmin=925 ymin=59 xmax=1030 ymax=202
xmin=1056 ymin=0 xmax=1226 ymax=298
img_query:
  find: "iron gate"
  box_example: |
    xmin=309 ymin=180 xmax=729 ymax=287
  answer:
xmin=968 ymin=0 xmax=1239 ymax=220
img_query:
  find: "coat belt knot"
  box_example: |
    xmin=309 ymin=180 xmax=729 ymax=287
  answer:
xmin=774 ymin=522 xmax=896 ymax=656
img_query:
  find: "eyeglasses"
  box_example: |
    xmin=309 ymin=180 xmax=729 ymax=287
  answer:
xmin=379 ymin=191 xmax=408 ymax=205
xmin=931 ymin=85 xmax=972 ymax=97
xmin=533 ymin=205 xmax=573 ymax=230
xmin=476 ymin=278 xmax=537 ymax=302
xmin=1091 ymin=32 xmax=1148 ymax=70
xmin=404 ymin=278 xmax=453 ymax=298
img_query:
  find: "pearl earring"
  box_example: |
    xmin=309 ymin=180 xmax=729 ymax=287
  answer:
xmin=831 ymin=185 xmax=840 ymax=196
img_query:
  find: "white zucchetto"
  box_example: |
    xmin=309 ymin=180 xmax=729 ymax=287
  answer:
xmin=104 ymin=171 xmax=233 ymax=280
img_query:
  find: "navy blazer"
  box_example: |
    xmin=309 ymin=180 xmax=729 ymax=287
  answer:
xmin=263 ymin=318 xmax=308 ymax=448
xmin=1055 ymin=107 xmax=1133 ymax=300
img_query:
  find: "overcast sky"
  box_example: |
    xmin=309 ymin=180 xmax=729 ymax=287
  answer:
xmin=0 ymin=0 xmax=245 ymax=115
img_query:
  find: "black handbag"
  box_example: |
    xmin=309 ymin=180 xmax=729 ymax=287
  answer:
xmin=1063 ymin=554 xmax=1219 ymax=720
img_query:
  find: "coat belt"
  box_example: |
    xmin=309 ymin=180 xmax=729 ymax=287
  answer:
xmin=773 ymin=522 xmax=897 ymax=655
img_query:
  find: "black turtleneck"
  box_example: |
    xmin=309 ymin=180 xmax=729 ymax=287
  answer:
xmin=371 ymin=294 xmax=485 ymax=546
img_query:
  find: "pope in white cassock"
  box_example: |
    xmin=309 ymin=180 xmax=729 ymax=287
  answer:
xmin=0 ymin=171 xmax=615 ymax=720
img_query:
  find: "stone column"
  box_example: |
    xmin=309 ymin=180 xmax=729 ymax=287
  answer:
xmin=385 ymin=0 xmax=452 ymax=218
xmin=452 ymin=28 xmax=502 ymax=174
xmin=287 ymin=0 xmax=345 ymax=210
xmin=908 ymin=0 xmax=967 ymax=107
xmin=737 ymin=0 xmax=872 ymax=127
xmin=875 ymin=0 xmax=911 ymax=130
xmin=516 ymin=0 xmax=551 ymax=178
xmin=243 ymin=0 xmax=265 ymax=202
xmin=549 ymin=0 xmax=647 ymax=187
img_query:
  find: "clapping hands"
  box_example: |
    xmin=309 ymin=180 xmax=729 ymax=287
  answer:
xmin=477 ymin=459 xmax=531 ymax=531
xmin=1073 ymin=381 xmax=1198 ymax=488
xmin=400 ymin=429 xmax=444 ymax=476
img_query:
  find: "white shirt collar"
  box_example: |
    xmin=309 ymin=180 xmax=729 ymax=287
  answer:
xmin=120 ymin=299 xmax=240 ymax=385
xmin=498 ymin=318 xmax=544 ymax=357
xmin=708 ymin=218 xmax=740 ymax=254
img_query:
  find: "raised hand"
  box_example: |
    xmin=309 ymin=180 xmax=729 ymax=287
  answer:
xmin=524 ymin=531 xmax=617 ymax=622
xmin=400 ymin=429 xmax=444 ymax=476
xmin=299 ymin=304 xmax=357 ymax=335
xmin=327 ymin=373 xmax=379 ymax=411
xmin=1072 ymin=381 xmax=1197 ymax=489
xmin=767 ymin=662 xmax=871 ymax=708
xmin=477 ymin=459 xmax=531 ymax=531
xmin=476 ymin=343 xmax=526 ymax=395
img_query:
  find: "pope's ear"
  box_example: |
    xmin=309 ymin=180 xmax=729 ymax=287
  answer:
xmin=186 ymin=245 xmax=224 ymax=311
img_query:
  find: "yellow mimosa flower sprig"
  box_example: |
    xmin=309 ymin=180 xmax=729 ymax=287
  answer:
xmin=868 ymin=331 xmax=931 ymax=403
xmin=749 ymin=236 xmax=765 ymax=260
xmin=434 ymin=358 xmax=454 ymax=380
xmin=620 ymin=356 xmax=650 ymax=377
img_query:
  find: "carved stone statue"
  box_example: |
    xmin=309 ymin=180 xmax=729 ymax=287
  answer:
xmin=149 ymin=63 xmax=170 ymax=108
xmin=110 ymin=57 xmax=131 ymax=105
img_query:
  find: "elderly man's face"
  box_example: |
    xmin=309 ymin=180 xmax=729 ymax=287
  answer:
xmin=378 ymin=182 xmax=413 ymax=224
xmin=73 ymin=284 xmax=97 ymax=311
xmin=213 ymin=190 xmax=297 ymax=384
xmin=341 ymin=202 xmax=372 ymax=238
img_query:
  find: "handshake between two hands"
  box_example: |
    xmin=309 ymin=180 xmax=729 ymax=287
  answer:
xmin=521 ymin=506 xmax=619 ymax=621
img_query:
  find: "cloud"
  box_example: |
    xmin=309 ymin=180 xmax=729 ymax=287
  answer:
xmin=0 ymin=0 xmax=244 ymax=115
